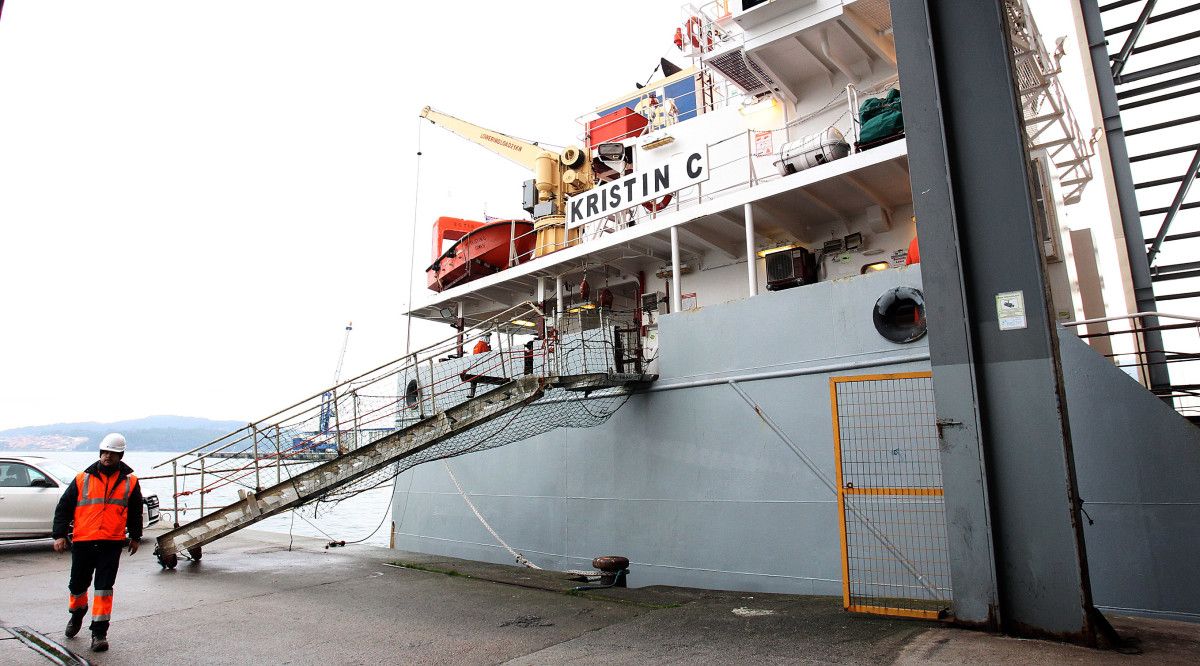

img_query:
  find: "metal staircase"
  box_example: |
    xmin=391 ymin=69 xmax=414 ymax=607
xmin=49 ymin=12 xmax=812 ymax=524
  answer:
xmin=1081 ymin=0 xmax=1200 ymax=411
xmin=153 ymin=303 xmax=654 ymax=567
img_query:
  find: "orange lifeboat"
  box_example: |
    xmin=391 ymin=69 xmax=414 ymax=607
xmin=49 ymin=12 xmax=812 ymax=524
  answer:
xmin=426 ymin=216 xmax=536 ymax=292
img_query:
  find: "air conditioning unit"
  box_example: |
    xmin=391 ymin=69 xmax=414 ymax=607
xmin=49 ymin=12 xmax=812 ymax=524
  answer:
xmin=765 ymin=247 xmax=816 ymax=291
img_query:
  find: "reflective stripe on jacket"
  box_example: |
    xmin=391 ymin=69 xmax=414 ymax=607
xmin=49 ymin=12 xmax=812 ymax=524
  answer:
xmin=72 ymin=471 xmax=138 ymax=541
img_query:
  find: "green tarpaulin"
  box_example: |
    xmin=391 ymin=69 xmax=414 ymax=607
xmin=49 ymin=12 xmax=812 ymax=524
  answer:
xmin=858 ymin=88 xmax=903 ymax=146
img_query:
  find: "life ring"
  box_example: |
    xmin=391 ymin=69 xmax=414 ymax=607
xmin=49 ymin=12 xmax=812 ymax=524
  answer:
xmin=643 ymin=193 xmax=673 ymax=212
xmin=685 ymin=16 xmax=712 ymax=51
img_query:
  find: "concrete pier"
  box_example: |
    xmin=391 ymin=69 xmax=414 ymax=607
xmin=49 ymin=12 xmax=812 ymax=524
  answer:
xmin=2 ymin=528 xmax=1197 ymax=664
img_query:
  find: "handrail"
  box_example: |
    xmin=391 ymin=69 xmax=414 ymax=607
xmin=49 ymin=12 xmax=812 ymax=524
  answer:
xmin=156 ymin=300 xmax=545 ymax=468
xmin=1060 ymin=311 xmax=1200 ymax=327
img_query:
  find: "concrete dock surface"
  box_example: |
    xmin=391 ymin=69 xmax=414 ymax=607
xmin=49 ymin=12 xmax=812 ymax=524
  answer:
xmin=2 ymin=527 xmax=1198 ymax=665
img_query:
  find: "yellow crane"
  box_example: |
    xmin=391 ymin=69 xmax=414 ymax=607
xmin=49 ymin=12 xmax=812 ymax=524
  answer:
xmin=419 ymin=106 xmax=594 ymax=257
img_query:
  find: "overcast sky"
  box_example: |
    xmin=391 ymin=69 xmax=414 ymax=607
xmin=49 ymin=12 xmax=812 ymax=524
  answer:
xmin=0 ymin=1 xmax=679 ymax=429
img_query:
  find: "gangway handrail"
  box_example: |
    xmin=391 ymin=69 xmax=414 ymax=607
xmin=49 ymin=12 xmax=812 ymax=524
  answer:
xmin=155 ymin=300 xmax=545 ymax=468
xmin=1060 ymin=311 xmax=1200 ymax=326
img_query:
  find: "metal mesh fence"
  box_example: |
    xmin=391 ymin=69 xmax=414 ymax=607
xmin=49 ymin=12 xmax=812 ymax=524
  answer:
xmin=830 ymin=372 xmax=951 ymax=619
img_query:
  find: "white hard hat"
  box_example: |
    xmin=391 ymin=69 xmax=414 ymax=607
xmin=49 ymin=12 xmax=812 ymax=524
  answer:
xmin=99 ymin=433 xmax=127 ymax=453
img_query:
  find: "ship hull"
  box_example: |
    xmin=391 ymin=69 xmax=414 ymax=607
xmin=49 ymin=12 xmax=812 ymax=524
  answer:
xmin=393 ymin=267 xmax=930 ymax=595
xmin=392 ymin=264 xmax=1200 ymax=621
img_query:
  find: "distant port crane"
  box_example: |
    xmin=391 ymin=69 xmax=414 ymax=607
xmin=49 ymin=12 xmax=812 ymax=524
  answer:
xmin=315 ymin=322 xmax=352 ymax=450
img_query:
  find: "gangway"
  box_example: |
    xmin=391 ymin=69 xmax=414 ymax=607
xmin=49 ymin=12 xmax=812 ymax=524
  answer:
xmin=153 ymin=303 xmax=654 ymax=567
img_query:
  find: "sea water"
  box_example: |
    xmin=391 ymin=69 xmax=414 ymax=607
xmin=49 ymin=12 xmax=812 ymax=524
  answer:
xmin=2 ymin=450 xmax=393 ymax=548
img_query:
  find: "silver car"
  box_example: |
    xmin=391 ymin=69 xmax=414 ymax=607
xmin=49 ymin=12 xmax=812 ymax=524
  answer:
xmin=0 ymin=455 xmax=160 ymax=540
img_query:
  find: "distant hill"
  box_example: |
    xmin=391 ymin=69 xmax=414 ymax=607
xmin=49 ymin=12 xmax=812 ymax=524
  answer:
xmin=0 ymin=416 xmax=247 ymax=452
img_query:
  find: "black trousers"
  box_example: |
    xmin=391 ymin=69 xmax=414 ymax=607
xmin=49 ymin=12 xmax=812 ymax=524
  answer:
xmin=69 ymin=540 xmax=123 ymax=635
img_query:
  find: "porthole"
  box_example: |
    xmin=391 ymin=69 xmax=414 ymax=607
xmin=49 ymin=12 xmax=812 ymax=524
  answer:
xmin=873 ymin=287 xmax=927 ymax=343
xmin=404 ymin=379 xmax=421 ymax=408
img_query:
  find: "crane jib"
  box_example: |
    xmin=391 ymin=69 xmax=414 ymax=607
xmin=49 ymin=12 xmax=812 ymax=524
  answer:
xmin=566 ymin=150 xmax=708 ymax=229
xmin=480 ymin=133 xmax=525 ymax=153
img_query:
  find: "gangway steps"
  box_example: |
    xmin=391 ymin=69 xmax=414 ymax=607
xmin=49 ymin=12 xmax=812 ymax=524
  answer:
xmin=156 ymin=376 xmax=547 ymax=559
xmin=155 ymin=371 xmax=652 ymax=561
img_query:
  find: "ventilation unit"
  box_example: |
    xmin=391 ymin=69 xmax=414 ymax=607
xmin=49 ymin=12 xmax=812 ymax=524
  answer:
xmin=703 ymin=45 xmax=780 ymax=98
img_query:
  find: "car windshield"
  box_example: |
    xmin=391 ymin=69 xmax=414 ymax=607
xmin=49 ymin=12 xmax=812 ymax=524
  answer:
xmin=35 ymin=460 xmax=78 ymax=485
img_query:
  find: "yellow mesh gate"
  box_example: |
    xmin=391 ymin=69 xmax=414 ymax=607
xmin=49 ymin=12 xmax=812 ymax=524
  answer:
xmin=830 ymin=372 xmax=951 ymax=620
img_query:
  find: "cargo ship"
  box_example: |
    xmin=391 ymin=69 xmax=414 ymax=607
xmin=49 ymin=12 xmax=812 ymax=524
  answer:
xmin=156 ymin=0 xmax=1199 ymax=641
xmin=389 ymin=0 xmax=1200 ymax=630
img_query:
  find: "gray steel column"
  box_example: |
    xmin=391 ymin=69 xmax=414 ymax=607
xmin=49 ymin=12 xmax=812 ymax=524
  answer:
xmin=1078 ymin=0 xmax=1169 ymax=395
xmin=893 ymin=0 xmax=1105 ymax=644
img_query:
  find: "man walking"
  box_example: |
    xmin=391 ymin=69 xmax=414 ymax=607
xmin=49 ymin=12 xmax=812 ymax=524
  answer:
xmin=52 ymin=433 xmax=143 ymax=653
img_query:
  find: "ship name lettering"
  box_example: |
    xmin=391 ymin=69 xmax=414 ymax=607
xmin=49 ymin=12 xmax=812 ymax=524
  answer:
xmin=654 ymin=165 xmax=670 ymax=192
xmin=686 ymin=152 xmax=702 ymax=179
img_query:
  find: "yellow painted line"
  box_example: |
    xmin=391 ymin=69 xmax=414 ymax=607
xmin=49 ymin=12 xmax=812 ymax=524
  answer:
xmin=847 ymin=604 xmax=943 ymax=620
xmin=830 ymin=371 xmax=933 ymax=385
xmin=843 ymin=487 xmax=945 ymax=496
xmin=830 ymin=376 xmax=852 ymax=610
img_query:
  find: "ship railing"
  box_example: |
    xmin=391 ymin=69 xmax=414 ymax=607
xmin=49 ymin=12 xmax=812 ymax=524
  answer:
xmin=679 ymin=1 xmax=734 ymax=56
xmin=564 ymin=86 xmax=888 ymax=250
xmin=575 ymin=85 xmax=704 ymax=153
xmin=1062 ymin=311 xmax=1200 ymax=417
xmin=151 ymin=301 xmax=645 ymax=526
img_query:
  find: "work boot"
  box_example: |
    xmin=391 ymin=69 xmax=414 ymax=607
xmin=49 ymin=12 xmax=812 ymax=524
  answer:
xmin=91 ymin=634 xmax=109 ymax=652
xmin=64 ymin=611 xmax=85 ymax=638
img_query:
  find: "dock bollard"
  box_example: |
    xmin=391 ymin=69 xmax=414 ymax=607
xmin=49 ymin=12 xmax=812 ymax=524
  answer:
xmin=591 ymin=555 xmax=629 ymax=588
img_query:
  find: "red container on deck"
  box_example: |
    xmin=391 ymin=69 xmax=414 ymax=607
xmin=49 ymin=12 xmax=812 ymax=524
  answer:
xmin=587 ymin=107 xmax=648 ymax=149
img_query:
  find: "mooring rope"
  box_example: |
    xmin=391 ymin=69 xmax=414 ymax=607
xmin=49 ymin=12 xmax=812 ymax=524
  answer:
xmin=443 ymin=461 xmax=542 ymax=569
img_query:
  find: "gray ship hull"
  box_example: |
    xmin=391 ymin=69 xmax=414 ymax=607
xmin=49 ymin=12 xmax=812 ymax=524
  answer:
xmin=391 ymin=265 xmax=1200 ymax=620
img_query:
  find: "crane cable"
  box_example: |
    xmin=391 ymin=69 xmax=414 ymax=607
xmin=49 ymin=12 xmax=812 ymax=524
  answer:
xmin=405 ymin=117 xmax=424 ymax=357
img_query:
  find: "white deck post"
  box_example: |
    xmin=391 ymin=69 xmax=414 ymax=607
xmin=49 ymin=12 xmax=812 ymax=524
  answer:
xmin=555 ymin=275 xmax=564 ymax=328
xmin=670 ymin=226 xmax=683 ymax=313
xmin=744 ymin=203 xmax=758 ymax=297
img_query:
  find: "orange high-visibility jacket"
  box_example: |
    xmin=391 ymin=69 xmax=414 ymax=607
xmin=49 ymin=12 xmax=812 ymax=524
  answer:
xmin=71 ymin=471 xmax=138 ymax=541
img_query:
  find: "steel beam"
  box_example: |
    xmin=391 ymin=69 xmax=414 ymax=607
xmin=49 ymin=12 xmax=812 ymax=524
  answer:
xmin=1080 ymin=0 xmax=1171 ymax=394
xmin=893 ymin=0 xmax=1109 ymax=645
xmin=1109 ymin=0 xmax=1155 ymax=79
xmin=1147 ymin=149 xmax=1200 ymax=264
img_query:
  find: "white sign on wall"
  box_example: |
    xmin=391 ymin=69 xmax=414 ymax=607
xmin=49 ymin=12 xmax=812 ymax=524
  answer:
xmin=566 ymin=149 xmax=709 ymax=229
xmin=996 ymin=290 xmax=1027 ymax=331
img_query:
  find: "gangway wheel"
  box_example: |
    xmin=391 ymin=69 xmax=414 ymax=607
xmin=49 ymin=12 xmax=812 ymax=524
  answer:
xmin=157 ymin=550 xmax=178 ymax=570
xmin=187 ymin=545 xmax=203 ymax=561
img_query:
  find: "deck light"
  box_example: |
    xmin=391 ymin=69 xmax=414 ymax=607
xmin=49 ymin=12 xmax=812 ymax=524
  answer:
xmin=756 ymin=243 xmax=799 ymax=258
xmin=641 ymin=134 xmax=675 ymax=150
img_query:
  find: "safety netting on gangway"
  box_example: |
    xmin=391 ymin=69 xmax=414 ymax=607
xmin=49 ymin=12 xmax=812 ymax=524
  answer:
xmin=155 ymin=302 xmax=648 ymax=522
